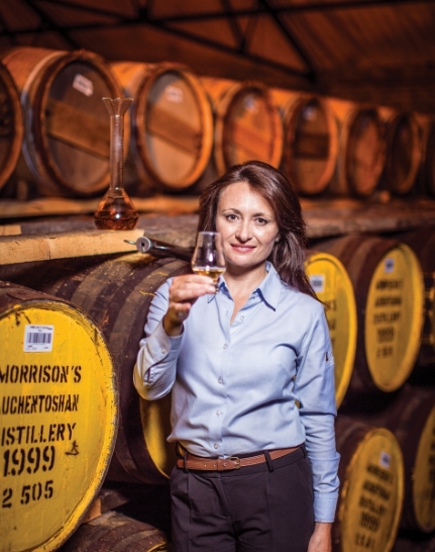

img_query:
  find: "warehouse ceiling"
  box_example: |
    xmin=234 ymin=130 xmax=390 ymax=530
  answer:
xmin=1 ymin=0 xmax=435 ymax=113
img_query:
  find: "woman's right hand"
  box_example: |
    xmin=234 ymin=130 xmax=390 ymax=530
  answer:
xmin=163 ymin=274 xmax=216 ymax=336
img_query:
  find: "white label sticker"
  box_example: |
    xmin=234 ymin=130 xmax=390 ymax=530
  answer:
xmin=73 ymin=74 xmax=94 ymax=97
xmin=384 ymin=257 xmax=395 ymax=274
xmin=379 ymin=450 xmax=391 ymax=469
xmin=303 ymin=105 xmax=317 ymax=121
xmin=165 ymin=85 xmax=183 ymax=103
xmin=309 ymin=274 xmax=325 ymax=294
xmin=24 ymin=325 xmax=54 ymax=352
xmin=244 ymin=96 xmax=258 ymax=114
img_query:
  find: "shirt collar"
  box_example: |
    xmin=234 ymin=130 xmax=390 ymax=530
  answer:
xmin=208 ymin=262 xmax=282 ymax=310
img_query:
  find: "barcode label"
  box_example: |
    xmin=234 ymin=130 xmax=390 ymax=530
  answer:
xmin=24 ymin=325 xmax=54 ymax=352
xmin=244 ymin=96 xmax=258 ymax=114
xmin=310 ymin=274 xmax=325 ymax=294
xmin=73 ymin=74 xmax=94 ymax=97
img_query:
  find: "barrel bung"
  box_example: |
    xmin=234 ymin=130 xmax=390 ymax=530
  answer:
xmin=305 ymin=251 xmax=357 ymax=408
xmin=0 ymin=282 xmax=117 ymax=552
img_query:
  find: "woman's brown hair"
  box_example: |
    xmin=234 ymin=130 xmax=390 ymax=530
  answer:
xmin=197 ymin=160 xmax=316 ymax=298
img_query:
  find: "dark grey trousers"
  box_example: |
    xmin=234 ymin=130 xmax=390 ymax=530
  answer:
xmin=170 ymin=446 xmax=315 ymax=552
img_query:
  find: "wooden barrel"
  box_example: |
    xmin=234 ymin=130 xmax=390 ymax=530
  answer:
xmin=394 ymin=533 xmax=435 ymax=552
xmin=0 ymin=281 xmax=117 ymax=552
xmin=112 ymin=61 xmax=214 ymax=194
xmin=379 ymin=107 xmax=422 ymax=195
xmin=420 ymin=119 xmax=435 ymax=198
xmin=305 ymin=251 xmax=357 ymax=408
xmin=271 ymin=88 xmax=338 ymax=195
xmin=399 ymin=226 xmax=435 ymax=368
xmin=314 ymin=235 xmax=424 ymax=401
xmin=334 ymin=415 xmax=404 ymax=552
xmin=58 ymin=511 xmax=170 ymax=552
xmin=0 ymin=60 xmax=23 ymax=195
xmin=380 ymin=385 xmax=435 ymax=533
xmin=0 ymin=254 xmax=192 ymax=484
xmin=327 ymin=98 xmax=387 ymax=197
xmin=200 ymin=77 xmax=283 ymax=179
xmin=0 ymin=46 xmax=123 ymax=198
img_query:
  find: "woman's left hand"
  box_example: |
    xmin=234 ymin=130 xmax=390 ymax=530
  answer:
xmin=307 ymin=522 xmax=332 ymax=552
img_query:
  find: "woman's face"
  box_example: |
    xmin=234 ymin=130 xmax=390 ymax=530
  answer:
xmin=215 ymin=180 xmax=280 ymax=275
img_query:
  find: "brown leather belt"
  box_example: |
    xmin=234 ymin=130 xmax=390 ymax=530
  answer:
xmin=176 ymin=445 xmax=301 ymax=471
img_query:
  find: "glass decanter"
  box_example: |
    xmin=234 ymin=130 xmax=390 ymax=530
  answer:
xmin=94 ymin=97 xmax=139 ymax=230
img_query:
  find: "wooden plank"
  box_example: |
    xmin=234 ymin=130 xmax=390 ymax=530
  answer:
xmin=0 ymin=195 xmax=200 ymax=219
xmin=0 ymin=228 xmax=145 ymax=265
xmin=0 ymin=224 xmax=21 ymax=236
xmin=301 ymin=197 xmax=435 ymax=238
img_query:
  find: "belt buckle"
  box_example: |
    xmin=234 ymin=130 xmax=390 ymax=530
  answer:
xmin=229 ymin=456 xmax=241 ymax=469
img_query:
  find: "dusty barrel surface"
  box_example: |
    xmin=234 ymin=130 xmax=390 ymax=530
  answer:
xmin=327 ymin=98 xmax=386 ymax=197
xmin=379 ymin=385 xmax=435 ymax=533
xmin=379 ymin=108 xmax=422 ymax=196
xmin=272 ymin=89 xmax=338 ymax=195
xmin=334 ymin=415 xmax=404 ymax=552
xmin=0 ymin=61 xmax=23 ymax=195
xmin=0 ymin=254 xmax=191 ymax=484
xmin=200 ymin=77 xmax=283 ymax=178
xmin=0 ymin=281 xmax=117 ymax=552
xmin=315 ymin=234 xmax=424 ymax=399
xmin=58 ymin=510 xmax=170 ymax=552
xmin=0 ymin=46 xmax=123 ymax=197
xmin=305 ymin=251 xmax=357 ymax=408
xmin=112 ymin=61 xmax=214 ymax=193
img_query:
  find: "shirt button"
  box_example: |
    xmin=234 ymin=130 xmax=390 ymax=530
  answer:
xmin=213 ymin=443 xmax=219 ymax=450
xmin=216 ymin=410 xmax=222 ymax=416
xmin=218 ymin=377 xmax=223 ymax=384
xmin=240 ymin=315 xmax=244 ymax=321
xmin=161 ymin=347 xmax=166 ymax=354
xmin=223 ymin=343 xmax=228 ymax=349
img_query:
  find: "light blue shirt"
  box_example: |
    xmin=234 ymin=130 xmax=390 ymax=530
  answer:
xmin=134 ymin=262 xmax=340 ymax=522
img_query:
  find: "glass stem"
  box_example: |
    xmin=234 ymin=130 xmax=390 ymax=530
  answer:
xmin=110 ymin=113 xmax=123 ymax=193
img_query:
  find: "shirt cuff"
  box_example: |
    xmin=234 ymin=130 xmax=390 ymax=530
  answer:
xmin=146 ymin=319 xmax=183 ymax=362
xmin=313 ymin=491 xmax=339 ymax=523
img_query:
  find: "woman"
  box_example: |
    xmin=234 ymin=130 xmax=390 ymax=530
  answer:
xmin=134 ymin=160 xmax=340 ymax=552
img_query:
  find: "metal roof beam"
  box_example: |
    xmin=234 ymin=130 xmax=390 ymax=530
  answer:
xmin=15 ymin=0 xmax=435 ymax=24
xmin=258 ymin=0 xmax=316 ymax=81
xmin=22 ymin=0 xmax=82 ymax=48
